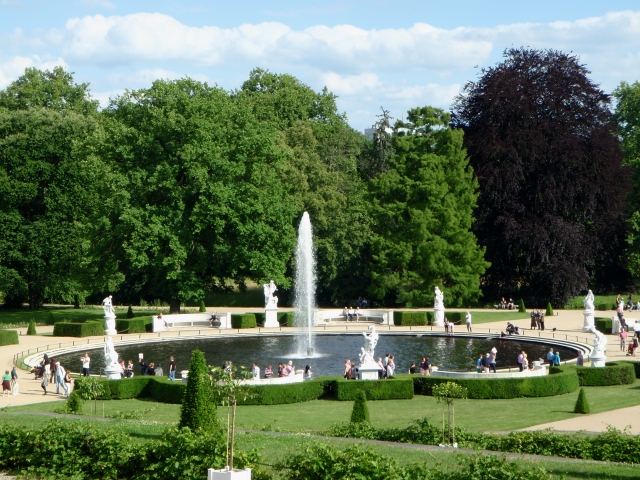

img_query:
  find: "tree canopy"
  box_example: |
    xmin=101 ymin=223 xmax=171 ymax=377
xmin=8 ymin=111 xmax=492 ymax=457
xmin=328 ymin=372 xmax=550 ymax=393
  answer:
xmin=452 ymin=48 xmax=630 ymax=306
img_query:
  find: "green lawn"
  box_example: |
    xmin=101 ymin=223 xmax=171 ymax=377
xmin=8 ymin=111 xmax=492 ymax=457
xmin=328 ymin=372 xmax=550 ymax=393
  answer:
xmin=0 ymin=306 xmax=166 ymax=327
xmin=467 ymin=311 xmax=530 ymax=324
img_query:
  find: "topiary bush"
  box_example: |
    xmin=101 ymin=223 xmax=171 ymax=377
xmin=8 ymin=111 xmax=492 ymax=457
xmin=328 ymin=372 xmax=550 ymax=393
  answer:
xmin=199 ymin=300 xmax=206 ymax=313
xmin=278 ymin=311 xmax=295 ymax=326
xmin=116 ymin=318 xmax=146 ymax=334
xmin=253 ymin=312 xmax=266 ymax=326
xmin=393 ymin=311 xmax=428 ymax=326
xmin=350 ymin=390 xmax=370 ymax=423
xmin=594 ymin=317 xmax=613 ymax=334
xmin=231 ymin=314 xmax=257 ymax=329
xmin=179 ymin=350 xmax=218 ymax=432
xmin=0 ymin=330 xmax=19 ymax=346
xmin=53 ymin=321 xmax=103 ymax=337
xmin=574 ymin=388 xmax=590 ymax=414
xmin=546 ymin=302 xmax=554 ymax=316
xmin=575 ymin=362 xmax=635 ymax=386
xmin=26 ymin=318 xmax=37 ymax=335
xmin=126 ymin=305 xmax=134 ymax=319
xmin=518 ymin=299 xmax=526 ymax=313
xmin=66 ymin=390 xmax=83 ymax=414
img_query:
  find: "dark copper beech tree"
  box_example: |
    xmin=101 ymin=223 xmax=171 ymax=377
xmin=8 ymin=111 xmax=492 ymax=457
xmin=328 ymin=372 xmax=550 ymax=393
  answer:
xmin=452 ymin=48 xmax=630 ymax=306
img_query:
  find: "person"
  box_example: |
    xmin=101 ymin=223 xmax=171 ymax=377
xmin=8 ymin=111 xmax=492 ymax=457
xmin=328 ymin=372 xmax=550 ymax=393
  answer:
xmin=154 ymin=363 xmax=163 ymax=377
xmin=539 ymin=313 xmax=545 ymax=330
xmin=126 ymin=360 xmax=135 ymax=378
xmin=81 ymin=353 xmax=90 ymax=377
xmin=147 ymin=362 xmax=156 ymax=376
xmin=506 ymin=322 xmax=515 ymax=335
xmin=210 ymin=312 xmax=219 ymax=327
xmin=546 ymin=348 xmax=555 ymax=366
xmin=420 ymin=357 xmax=427 ymax=375
xmin=517 ymin=351 xmax=524 ymax=372
xmin=377 ymin=357 xmax=386 ymax=379
xmin=636 ymin=300 xmax=640 ymax=312
xmin=49 ymin=357 xmax=57 ymax=383
xmin=2 ymin=371 xmax=10 ymax=396
xmin=508 ymin=298 xmax=515 ymax=310
xmin=41 ymin=370 xmax=49 ymax=395
xmin=264 ymin=365 xmax=273 ymax=378
xmin=277 ymin=363 xmax=284 ymax=377
xmin=633 ymin=337 xmax=639 ymax=357
xmin=465 ymin=311 xmax=472 ymax=332
xmin=576 ymin=351 xmax=584 ymax=366
xmin=449 ymin=321 xmax=455 ymax=336
xmin=616 ymin=293 xmax=621 ymax=306
xmin=348 ymin=306 xmax=354 ymax=321
xmin=387 ymin=356 xmax=395 ymax=377
xmin=361 ymin=298 xmax=368 ymax=308
xmin=620 ymin=329 xmax=628 ymax=351
xmin=628 ymin=294 xmax=634 ymax=311
xmin=482 ymin=353 xmax=491 ymax=373
xmin=139 ymin=360 xmax=148 ymax=376
xmin=530 ymin=311 xmax=537 ymax=330
xmin=553 ymin=351 xmax=561 ymax=366
xmin=444 ymin=317 xmax=450 ymax=335
xmin=119 ymin=360 xmax=126 ymax=378
xmin=304 ymin=365 xmax=313 ymax=379
xmin=423 ymin=357 xmax=431 ymax=376
xmin=285 ymin=360 xmax=294 ymax=376
xmin=383 ymin=354 xmax=390 ymax=370
xmin=158 ymin=312 xmax=167 ymax=329
xmin=10 ymin=366 xmax=18 ymax=395
xmin=634 ymin=320 xmax=640 ymax=339
xmin=409 ymin=362 xmax=419 ymax=374
xmin=522 ymin=352 xmax=529 ymax=371
xmin=354 ymin=306 xmax=362 ymax=321
xmin=344 ymin=359 xmax=352 ymax=379
xmin=342 ymin=306 xmax=349 ymax=321
xmin=500 ymin=297 xmax=507 ymax=309
xmin=64 ymin=368 xmax=73 ymax=393
xmin=617 ymin=302 xmax=624 ymax=321
xmin=168 ymin=356 xmax=176 ymax=381
xmin=476 ymin=354 xmax=483 ymax=373
xmin=251 ymin=363 xmax=260 ymax=379
xmin=55 ymin=362 xmax=69 ymax=397
xmin=488 ymin=350 xmax=497 ymax=373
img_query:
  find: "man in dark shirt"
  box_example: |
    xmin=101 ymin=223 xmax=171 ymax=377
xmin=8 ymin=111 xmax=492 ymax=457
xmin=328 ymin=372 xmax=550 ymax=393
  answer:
xmin=409 ymin=362 xmax=419 ymax=374
xmin=139 ymin=361 xmax=148 ymax=376
xmin=168 ymin=356 xmax=176 ymax=381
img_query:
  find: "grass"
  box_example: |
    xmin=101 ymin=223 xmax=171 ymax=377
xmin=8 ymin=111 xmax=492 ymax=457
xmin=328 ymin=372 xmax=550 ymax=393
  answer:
xmin=466 ymin=311 xmax=530 ymax=324
xmin=564 ymin=294 xmax=621 ymax=310
xmin=0 ymin=306 xmax=168 ymax=328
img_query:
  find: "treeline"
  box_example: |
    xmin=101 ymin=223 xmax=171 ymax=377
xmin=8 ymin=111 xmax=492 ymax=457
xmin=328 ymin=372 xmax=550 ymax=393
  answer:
xmin=1 ymin=47 xmax=638 ymax=311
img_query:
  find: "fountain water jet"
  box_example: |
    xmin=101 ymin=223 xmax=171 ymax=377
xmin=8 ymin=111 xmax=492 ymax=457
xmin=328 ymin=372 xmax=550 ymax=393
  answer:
xmin=294 ymin=212 xmax=316 ymax=357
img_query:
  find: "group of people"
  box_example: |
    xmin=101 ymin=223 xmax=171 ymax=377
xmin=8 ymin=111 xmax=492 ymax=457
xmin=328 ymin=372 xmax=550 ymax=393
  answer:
xmin=476 ymin=347 xmax=498 ymax=373
xmin=498 ymin=297 xmax=516 ymax=310
xmin=2 ymin=367 xmax=19 ymax=396
xmin=139 ymin=356 xmax=177 ymax=380
xmin=251 ymin=361 xmax=312 ymax=379
xmin=620 ymin=320 xmax=640 ymax=356
xmin=342 ymin=306 xmax=363 ymax=321
xmin=34 ymin=354 xmax=72 ymax=396
xmin=502 ymin=322 xmax=522 ymax=336
xmin=408 ymin=357 xmax=432 ymax=375
xmin=529 ymin=310 xmax=546 ymax=330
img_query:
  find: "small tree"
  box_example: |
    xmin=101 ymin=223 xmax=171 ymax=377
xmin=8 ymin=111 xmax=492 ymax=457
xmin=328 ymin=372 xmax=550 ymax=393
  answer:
xmin=518 ymin=299 xmax=526 ymax=313
xmin=210 ymin=364 xmax=254 ymax=470
xmin=199 ymin=300 xmax=207 ymax=313
xmin=47 ymin=311 xmax=55 ymax=325
xmin=546 ymin=302 xmax=554 ymax=316
xmin=432 ymin=382 xmax=467 ymax=445
xmin=574 ymin=388 xmax=590 ymax=414
xmin=74 ymin=377 xmax=104 ymax=416
xmin=126 ymin=305 xmax=134 ymax=318
xmin=26 ymin=319 xmax=37 ymax=335
xmin=180 ymin=350 xmax=219 ymax=432
xmin=350 ymin=390 xmax=370 ymax=423
xmin=66 ymin=390 xmax=83 ymax=414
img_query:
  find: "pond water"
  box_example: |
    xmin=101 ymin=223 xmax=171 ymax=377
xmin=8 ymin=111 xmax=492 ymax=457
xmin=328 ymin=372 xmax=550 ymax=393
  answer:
xmin=56 ymin=334 xmax=577 ymax=377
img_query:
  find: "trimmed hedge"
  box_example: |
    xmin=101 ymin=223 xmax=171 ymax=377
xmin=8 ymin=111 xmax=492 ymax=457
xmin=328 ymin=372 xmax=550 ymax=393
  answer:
xmin=278 ymin=311 xmax=295 ymax=326
xmin=53 ymin=321 xmax=104 ymax=337
xmin=445 ymin=312 xmax=464 ymax=324
xmin=621 ymin=361 xmax=640 ymax=379
xmin=594 ymin=317 xmax=612 ymax=334
xmin=116 ymin=318 xmax=146 ymax=334
xmin=237 ymin=380 xmax=326 ymax=405
xmin=0 ymin=329 xmax=19 ymax=346
xmin=412 ymin=368 xmax=579 ymax=399
xmin=334 ymin=377 xmax=414 ymax=400
xmin=253 ymin=312 xmax=265 ymax=326
xmin=393 ymin=311 xmax=428 ymax=326
xmin=231 ymin=314 xmax=257 ymax=329
xmin=575 ymin=362 xmax=635 ymax=386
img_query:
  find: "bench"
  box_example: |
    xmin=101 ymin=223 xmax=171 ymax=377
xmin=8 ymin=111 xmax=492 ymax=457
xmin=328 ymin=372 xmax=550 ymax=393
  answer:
xmin=316 ymin=309 xmax=393 ymax=325
xmin=153 ymin=313 xmax=231 ymax=332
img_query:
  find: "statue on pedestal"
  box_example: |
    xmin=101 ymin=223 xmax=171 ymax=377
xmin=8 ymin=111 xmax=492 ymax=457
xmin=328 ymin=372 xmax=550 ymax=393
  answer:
xmin=582 ymin=290 xmax=595 ymax=332
xmin=103 ymin=295 xmax=117 ymax=335
xmin=589 ymin=326 xmax=607 ymax=355
xmin=103 ymin=337 xmax=123 ymax=379
xmin=263 ymin=280 xmax=278 ymax=309
xmin=359 ymin=325 xmax=379 ymax=365
xmin=102 ymin=295 xmax=115 ymax=317
xmin=434 ymin=287 xmax=444 ymax=310
xmin=583 ymin=290 xmax=595 ymax=311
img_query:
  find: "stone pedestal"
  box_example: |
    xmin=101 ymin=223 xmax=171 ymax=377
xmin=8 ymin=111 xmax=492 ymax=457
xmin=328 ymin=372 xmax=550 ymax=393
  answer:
xmin=612 ymin=316 xmax=621 ymax=335
xmin=263 ymin=307 xmax=280 ymax=328
xmin=104 ymin=365 xmax=123 ymax=380
xmin=590 ymin=353 xmax=607 ymax=368
xmin=433 ymin=307 xmax=445 ymax=327
xmin=359 ymin=362 xmax=380 ymax=380
xmin=208 ymin=467 xmax=251 ymax=480
xmin=582 ymin=309 xmax=595 ymax=332
xmin=104 ymin=314 xmax=117 ymax=336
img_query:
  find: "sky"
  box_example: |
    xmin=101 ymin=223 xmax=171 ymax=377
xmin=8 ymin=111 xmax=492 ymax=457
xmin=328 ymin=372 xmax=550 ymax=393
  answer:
xmin=1 ymin=1 xmax=640 ymax=130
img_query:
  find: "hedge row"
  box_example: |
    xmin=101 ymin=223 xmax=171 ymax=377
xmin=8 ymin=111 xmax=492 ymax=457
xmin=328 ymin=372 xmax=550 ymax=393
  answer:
xmin=231 ymin=314 xmax=257 ymax=329
xmin=253 ymin=312 xmax=265 ymax=326
xmin=412 ymin=368 xmax=579 ymax=399
xmin=334 ymin=377 xmax=414 ymax=400
xmin=393 ymin=311 xmax=465 ymax=326
xmin=53 ymin=321 xmax=104 ymax=337
xmin=278 ymin=311 xmax=296 ymax=326
xmin=236 ymin=381 xmax=325 ymax=405
xmin=594 ymin=317 xmax=612 ymax=334
xmin=575 ymin=362 xmax=635 ymax=386
xmin=0 ymin=330 xmax=19 ymax=346
xmin=115 ymin=318 xmax=146 ymax=334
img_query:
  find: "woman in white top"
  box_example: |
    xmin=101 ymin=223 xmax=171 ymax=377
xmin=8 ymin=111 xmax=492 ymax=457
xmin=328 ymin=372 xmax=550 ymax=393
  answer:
xmin=354 ymin=306 xmax=361 ymax=321
xmin=386 ymin=356 xmax=395 ymax=377
xmin=465 ymin=311 xmax=472 ymax=332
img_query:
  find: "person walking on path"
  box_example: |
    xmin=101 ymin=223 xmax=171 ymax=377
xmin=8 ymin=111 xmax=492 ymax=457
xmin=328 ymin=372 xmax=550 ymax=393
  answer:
xmin=465 ymin=311 xmax=472 ymax=332
xmin=81 ymin=353 xmax=90 ymax=377
xmin=168 ymin=356 xmax=176 ymax=381
xmin=517 ymin=351 xmax=524 ymax=372
xmin=620 ymin=329 xmax=628 ymax=351
xmin=476 ymin=354 xmax=483 ymax=373
xmin=10 ymin=366 xmax=18 ymax=395
xmin=489 ymin=350 xmax=497 ymax=373
xmin=55 ymin=363 xmax=69 ymax=397
xmin=41 ymin=372 xmax=48 ymax=395
xmin=2 ymin=371 xmax=10 ymax=396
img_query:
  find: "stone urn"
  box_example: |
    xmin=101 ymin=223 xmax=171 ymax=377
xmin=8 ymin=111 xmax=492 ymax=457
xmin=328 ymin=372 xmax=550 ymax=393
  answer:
xmin=208 ymin=467 xmax=251 ymax=480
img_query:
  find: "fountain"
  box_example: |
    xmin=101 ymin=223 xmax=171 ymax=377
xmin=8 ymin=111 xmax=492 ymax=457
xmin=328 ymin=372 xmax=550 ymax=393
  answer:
xmin=294 ymin=212 xmax=316 ymax=357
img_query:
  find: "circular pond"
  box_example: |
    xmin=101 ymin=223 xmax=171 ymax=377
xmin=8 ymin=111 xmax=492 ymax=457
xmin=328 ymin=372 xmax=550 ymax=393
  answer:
xmin=56 ymin=334 xmax=578 ymax=377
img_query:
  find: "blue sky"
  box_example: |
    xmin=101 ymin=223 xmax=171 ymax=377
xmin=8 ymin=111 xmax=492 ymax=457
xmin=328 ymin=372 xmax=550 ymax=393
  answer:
xmin=2 ymin=1 xmax=640 ymax=130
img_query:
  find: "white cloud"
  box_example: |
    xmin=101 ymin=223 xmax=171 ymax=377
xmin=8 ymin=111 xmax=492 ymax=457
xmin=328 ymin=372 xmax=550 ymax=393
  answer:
xmin=0 ymin=55 xmax=67 ymax=89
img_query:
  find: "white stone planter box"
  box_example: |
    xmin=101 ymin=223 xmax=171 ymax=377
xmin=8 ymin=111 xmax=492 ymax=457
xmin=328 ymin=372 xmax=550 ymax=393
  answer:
xmin=208 ymin=467 xmax=251 ymax=480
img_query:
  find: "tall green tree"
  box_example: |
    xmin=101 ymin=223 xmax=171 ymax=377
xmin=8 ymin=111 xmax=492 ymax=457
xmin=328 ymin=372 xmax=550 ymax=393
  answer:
xmin=367 ymin=107 xmax=488 ymax=307
xmin=100 ymin=78 xmax=297 ymax=312
xmin=452 ymin=48 xmax=630 ymax=305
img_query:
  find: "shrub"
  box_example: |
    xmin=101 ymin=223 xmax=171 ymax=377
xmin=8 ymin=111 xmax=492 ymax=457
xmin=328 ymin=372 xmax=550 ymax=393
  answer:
xmin=575 ymin=362 xmax=635 ymax=386
xmin=199 ymin=300 xmax=206 ymax=312
xmin=26 ymin=318 xmax=37 ymax=335
xmin=179 ymin=350 xmax=218 ymax=432
xmin=334 ymin=377 xmax=414 ymax=400
xmin=393 ymin=311 xmax=428 ymax=326
xmin=278 ymin=311 xmax=295 ymax=326
xmin=0 ymin=329 xmax=19 ymax=346
xmin=594 ymin=317 xmax=613 ymax=334
xmin=546 ymin=302 xmax=554 ymax=316
xmin=350 ymin=390 xmax=370 ymax=423
xmin=620 ymin=360 xmax=640 ymax=379
xmin=116 ymin=318 xmax=146 ymax=334
xmin=518 ymin=299 xmax=526 ymax=312
xmin=46 ymin=311 xmax=56 ymax=325
xmin=253 ymin=312 xmax=266 ymax=326
xmin=148 ymin=377 xmax=185 ymax=403
xmin=66 ymin=390 xmax=83 ymax=414
xmin=574 ymin=388 xmax=590 ymax=414
xmin=413 ymin=368 xmax=579 ymax=399
xmin=238 ymin=380 xmax=325 ymax=406
xmin=126 ymin=305 xmax=134 ymax=318
xmin=53 ymin=321 xmax=104 ymax=337
xmin=231 ymin=313 xmax=257 ymax=329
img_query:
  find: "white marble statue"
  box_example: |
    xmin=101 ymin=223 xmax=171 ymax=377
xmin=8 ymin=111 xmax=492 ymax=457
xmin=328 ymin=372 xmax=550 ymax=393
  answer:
xmin=102 ymin=295 xmax=115 ymax=317
xmin=434 ymin=287 xmax=444 ymax=310
xmin=263 ymin=280 xmax=278 ymax=308
xmin=589 ymin=326 xmax=607 ymax=354
xmin=583 ymin=290 xmax=595 ymax=311
xmin=359 ymin=325 xmax=379 ymax=365
xmin=104 ymin=337 xmax=119 ymax=367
